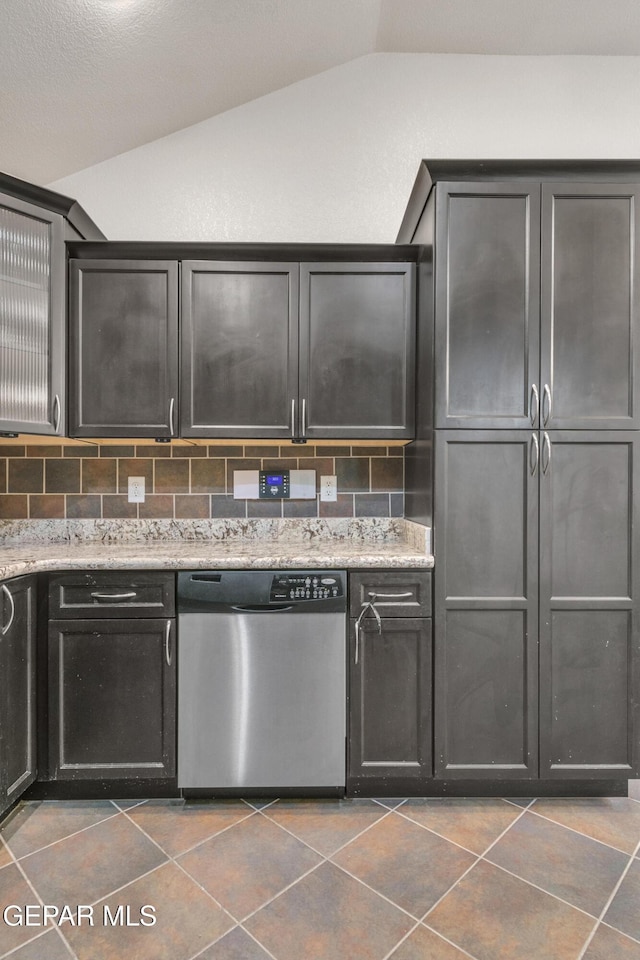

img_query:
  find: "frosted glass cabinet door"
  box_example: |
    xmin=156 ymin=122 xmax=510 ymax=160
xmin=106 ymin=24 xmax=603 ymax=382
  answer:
xmin=0 ymin=193 xmax=65 ymax=435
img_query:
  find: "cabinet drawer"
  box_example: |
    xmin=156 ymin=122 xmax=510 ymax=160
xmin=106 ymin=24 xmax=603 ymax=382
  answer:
xmin=49 ymin=572 xmax=175 ymax=619
xmin=349 ymin=570 xmax=432 ymax=618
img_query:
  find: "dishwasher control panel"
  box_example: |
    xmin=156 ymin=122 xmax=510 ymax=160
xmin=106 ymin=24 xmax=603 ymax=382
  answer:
xmin=270 ymin=574 xmax=343 ymax=602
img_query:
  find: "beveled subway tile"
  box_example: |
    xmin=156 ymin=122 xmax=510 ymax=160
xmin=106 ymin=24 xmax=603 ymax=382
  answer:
xmin=530 ymin=798 xmax=640 ymax=854
xmin=102 ymin=495 xmax=137 ymax=519
xmin=198 ymin=926 xmax=273 ymax=960
xmin=0 ymin=863 xmax=51 ymax=955
xmin=63 ymin=444 xmax=98 ymax=457
xmin=137 ymin=443 xmax=171 ymax=457
xmin=99 ymin=445 xmax=135 ymax=458
xmin=82 ymin=458 xmax=117 ymax=493
xmin=154 ymin=458 xmax=188 ymax=494
xmin=175 ymin=494 xmax=210 ymax=518
xmin=63 ymin=861 xmax=234 ymax=960
xmin=124 ymin=799 xmax=255 ymax=858
xmin=245 ymin=860 xmax=413 ymax=960
xmin=0 ymin=494 xmax=28 ymax=518
xmin=583 ymin=923 xmax=640 ymax=959
xmin=0 ymin=445 xmax=25 ymax=457
xmin=390 ymin=924 xmax=474 ymax=960
xmin=66 ymin=494 xmax=101 ymax=518
xmin=8 ymin=458 xmax=43 ymax=493
xmin=262 ymin=798 xmax=388 ymax=856
xmin=400 ymin=798 xmax=522 ymax=855
xmin=245 ymin=445 xmax=279 ymax=458
xmin=5 ymin=929 xmax=76 ymax=960
xmin=332 ymin=811 xmax=476 ymax=917
xmin=191 ymin=458 xmax=226 ymax=494
xmin=29 ymin=494 xmax=65 ymax=518
xmin=172 ymin=445 xmax=206 ymax=457
xmin=1 ymin=800 xmax=123 ymax=860
xmin=25 ymin=445 xmax=62 ymax=458
xmin=208 ymin=445 xmax=243 ymax=457
xmin=177 ymin=812 xmax=322 ymax=920
xmin=425 ymin=859 xmax=594 ymax=960
xmin=603 ymin=859 xmax=640 ymax=941
xmin=19 ymin=813 xmax=167 ymax=908
xmin=486 ymin=810 xmax=629 ymax=917
xmin=45 ymin=458 xmax=80 ymax=493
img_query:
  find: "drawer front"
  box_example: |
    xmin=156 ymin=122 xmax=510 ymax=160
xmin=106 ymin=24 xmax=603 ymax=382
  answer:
xmin=49 ymin=571 xmax=175 ymax=619
xmin=349 ymin=570 xmax=432 ymax=618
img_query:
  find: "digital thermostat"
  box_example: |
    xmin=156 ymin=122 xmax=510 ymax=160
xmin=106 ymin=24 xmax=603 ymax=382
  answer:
xmin=259 ymin=470 xmax=290 ymax=498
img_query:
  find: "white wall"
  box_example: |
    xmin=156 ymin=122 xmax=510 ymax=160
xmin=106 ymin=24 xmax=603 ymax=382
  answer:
xmin=50 ymin=53 xmax=640 ymax=243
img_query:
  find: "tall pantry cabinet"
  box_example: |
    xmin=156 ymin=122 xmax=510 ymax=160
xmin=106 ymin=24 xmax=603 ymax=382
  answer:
xmin=401 ymin=161 xmax=640 ymax=782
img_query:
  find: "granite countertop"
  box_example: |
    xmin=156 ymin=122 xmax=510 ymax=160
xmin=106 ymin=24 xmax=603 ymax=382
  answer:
xmin=0 ymin=518 xmax=433 ymax=580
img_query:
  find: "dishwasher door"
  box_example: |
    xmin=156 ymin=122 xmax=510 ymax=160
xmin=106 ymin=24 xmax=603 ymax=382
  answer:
xmin=178 ymin=597 xmax=346 ymax=790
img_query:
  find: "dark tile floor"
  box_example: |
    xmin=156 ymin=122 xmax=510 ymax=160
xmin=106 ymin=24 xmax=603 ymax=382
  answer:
xmin=1 ymin=787 xmax=640 ymax=960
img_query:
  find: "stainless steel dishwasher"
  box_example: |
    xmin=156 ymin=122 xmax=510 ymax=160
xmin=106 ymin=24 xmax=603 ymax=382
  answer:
xmin=177 ymin=570 xmax=347 ymax=792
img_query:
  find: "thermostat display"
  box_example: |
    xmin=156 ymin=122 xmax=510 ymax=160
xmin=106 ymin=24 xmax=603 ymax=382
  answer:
xmin=259 ymin=469 xmax=290 ymax=498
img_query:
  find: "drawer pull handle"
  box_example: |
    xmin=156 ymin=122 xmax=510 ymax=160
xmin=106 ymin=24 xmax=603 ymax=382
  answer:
xmin=367 ymin=592 xmax=413 ymax=601
xmin=165 ymin=620 xmax=172 ymax=666
xmin=90 ymin=592 xmax=138 ymax=601
xmin=1 ymin=584 xmax=15 ymax=635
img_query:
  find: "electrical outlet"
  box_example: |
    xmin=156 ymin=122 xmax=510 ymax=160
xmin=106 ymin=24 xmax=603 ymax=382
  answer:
xmin=127 ymin=476 xmax=145 ymax=503
xmin=320 ymin=475 xmax=337 ymax=502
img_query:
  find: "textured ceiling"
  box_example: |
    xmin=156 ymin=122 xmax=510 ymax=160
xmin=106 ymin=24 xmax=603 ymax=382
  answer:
xmin=2 ymin=0 xmax=640 ymax=185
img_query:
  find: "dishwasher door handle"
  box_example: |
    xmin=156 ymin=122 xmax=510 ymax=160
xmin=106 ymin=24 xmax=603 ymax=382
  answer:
xmin=230 ymin=604 xmax=294 ymax=613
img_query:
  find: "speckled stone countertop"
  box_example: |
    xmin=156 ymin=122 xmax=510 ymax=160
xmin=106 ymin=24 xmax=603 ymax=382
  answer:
xmin=0 ymin=518 xmax=433 ymax=580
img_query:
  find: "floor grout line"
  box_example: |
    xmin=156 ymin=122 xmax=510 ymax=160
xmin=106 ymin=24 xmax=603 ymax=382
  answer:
xmin=1 ymin=802 xmax=122 ymax=864
xmin=576 ymin=835 xmax=640 ymax=959
xmin=524 ymin=801 xmax=640 ymax=856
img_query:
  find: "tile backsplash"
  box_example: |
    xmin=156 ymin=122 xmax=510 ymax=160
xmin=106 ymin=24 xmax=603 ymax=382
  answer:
xmin=0 ymin=443 xmax=404 ymax=520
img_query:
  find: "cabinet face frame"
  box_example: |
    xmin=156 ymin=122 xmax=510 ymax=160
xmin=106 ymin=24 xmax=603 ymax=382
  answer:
xmin=69 ymin=259 xmax=179 ymax=438
xmin=0 ymin=192 xmax=65 ymax=436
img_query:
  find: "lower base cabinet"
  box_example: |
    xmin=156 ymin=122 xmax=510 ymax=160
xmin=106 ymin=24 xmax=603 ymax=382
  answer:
xmin=48 ymin=618 xmax=176 ymax=780
xmin=347 ymin=571 xmax=432 ymax=792
xmin=0 ymin=576 xmax=37 ymax=816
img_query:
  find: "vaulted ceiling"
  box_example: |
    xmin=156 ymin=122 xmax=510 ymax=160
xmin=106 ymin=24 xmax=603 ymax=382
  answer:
xmin=3 ymin=0 xmax=640 ymax=185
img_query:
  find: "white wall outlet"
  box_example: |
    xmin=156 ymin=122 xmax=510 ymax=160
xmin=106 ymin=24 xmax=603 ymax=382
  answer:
xmin=127 ymin=476 xmax=145 ymax=503
xmin=320 ymin=475 xmax=337 ymax=502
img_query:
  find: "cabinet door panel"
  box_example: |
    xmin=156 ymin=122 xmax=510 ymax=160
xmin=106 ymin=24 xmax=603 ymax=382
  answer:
xmin=541 ymin=185 xmax=640 ymax=428
xmin=0 ymin=576 xmax=37 ymax=814
xmin=435 ymin=183 xmax=540 ymax=428
xmin=69 ymin=260 xmax=178 ymax=437
xmin=539 ymin=432 xmax=639 ymax=777
xmin=436 ymin=609 xmax=536 ymax=777
xmin=181 ymin=261 xmax=298 ymax=438
xmin=48 ymin=618 xmax=176 ymax=779
xmin=348 ymin=618 xmax=431 ymax=781
xmin=300 ymin=263 xmax=415 ymax=439
xmin=434 ymin=431 xmax=538 ymax=779
xmin=0 ymin=193 xmax=65 ymax=435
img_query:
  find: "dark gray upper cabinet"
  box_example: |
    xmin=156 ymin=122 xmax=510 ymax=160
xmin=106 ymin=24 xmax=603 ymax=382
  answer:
xmin=434 ymin=183 xmax=541 ymax=429
xmin=538 ymin=432 xmax=639 ymax=777
xmin=434 ymin=431 xmax=539 ymax=779
xmin=0 ymin=193 xmax=66 ymax=436
xmin=299 ymin=263 xmax=415 ymax=439
xmin=181 ymin=261 xmax=298 ymax=438
xmin=69 ymin=260 xmax=179 ymax=438
xmin=182 ymin=259 xmax=415 ymax=440
xmin=432 ymin=178 xmax=640 ymax=429
xmin=540 ymin=185 xmax=640 ymax=429
xmin=0 ymin=576 xmax=37 ymax=816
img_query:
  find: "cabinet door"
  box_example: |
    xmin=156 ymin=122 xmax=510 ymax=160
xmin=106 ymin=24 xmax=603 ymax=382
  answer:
xmin=0 ymin=576 xmax=37 ymax=816
xmin=299 ymin=263 xmax=415 ymax=439
xmin=348 ymin=617 xmax=431 ymax=784
xmin=539 ymin=432 xmax=640 ymax=777
xmin=181 ymin=261 xmax=298 ymax=438
xmin=434 ymin=431 xmax=539 ymax=778
xmin=69 ymin=260 xmax=179 ymax=438
xmin=48 ymin=618 xmax=176 ymax=780
xmin=434 ymin=182 xmax=540 ymax=429
xmin=0 ymin=193 xmax=65 ymax=435
xmin=541 ymin=185 xmax=640 ymax=429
